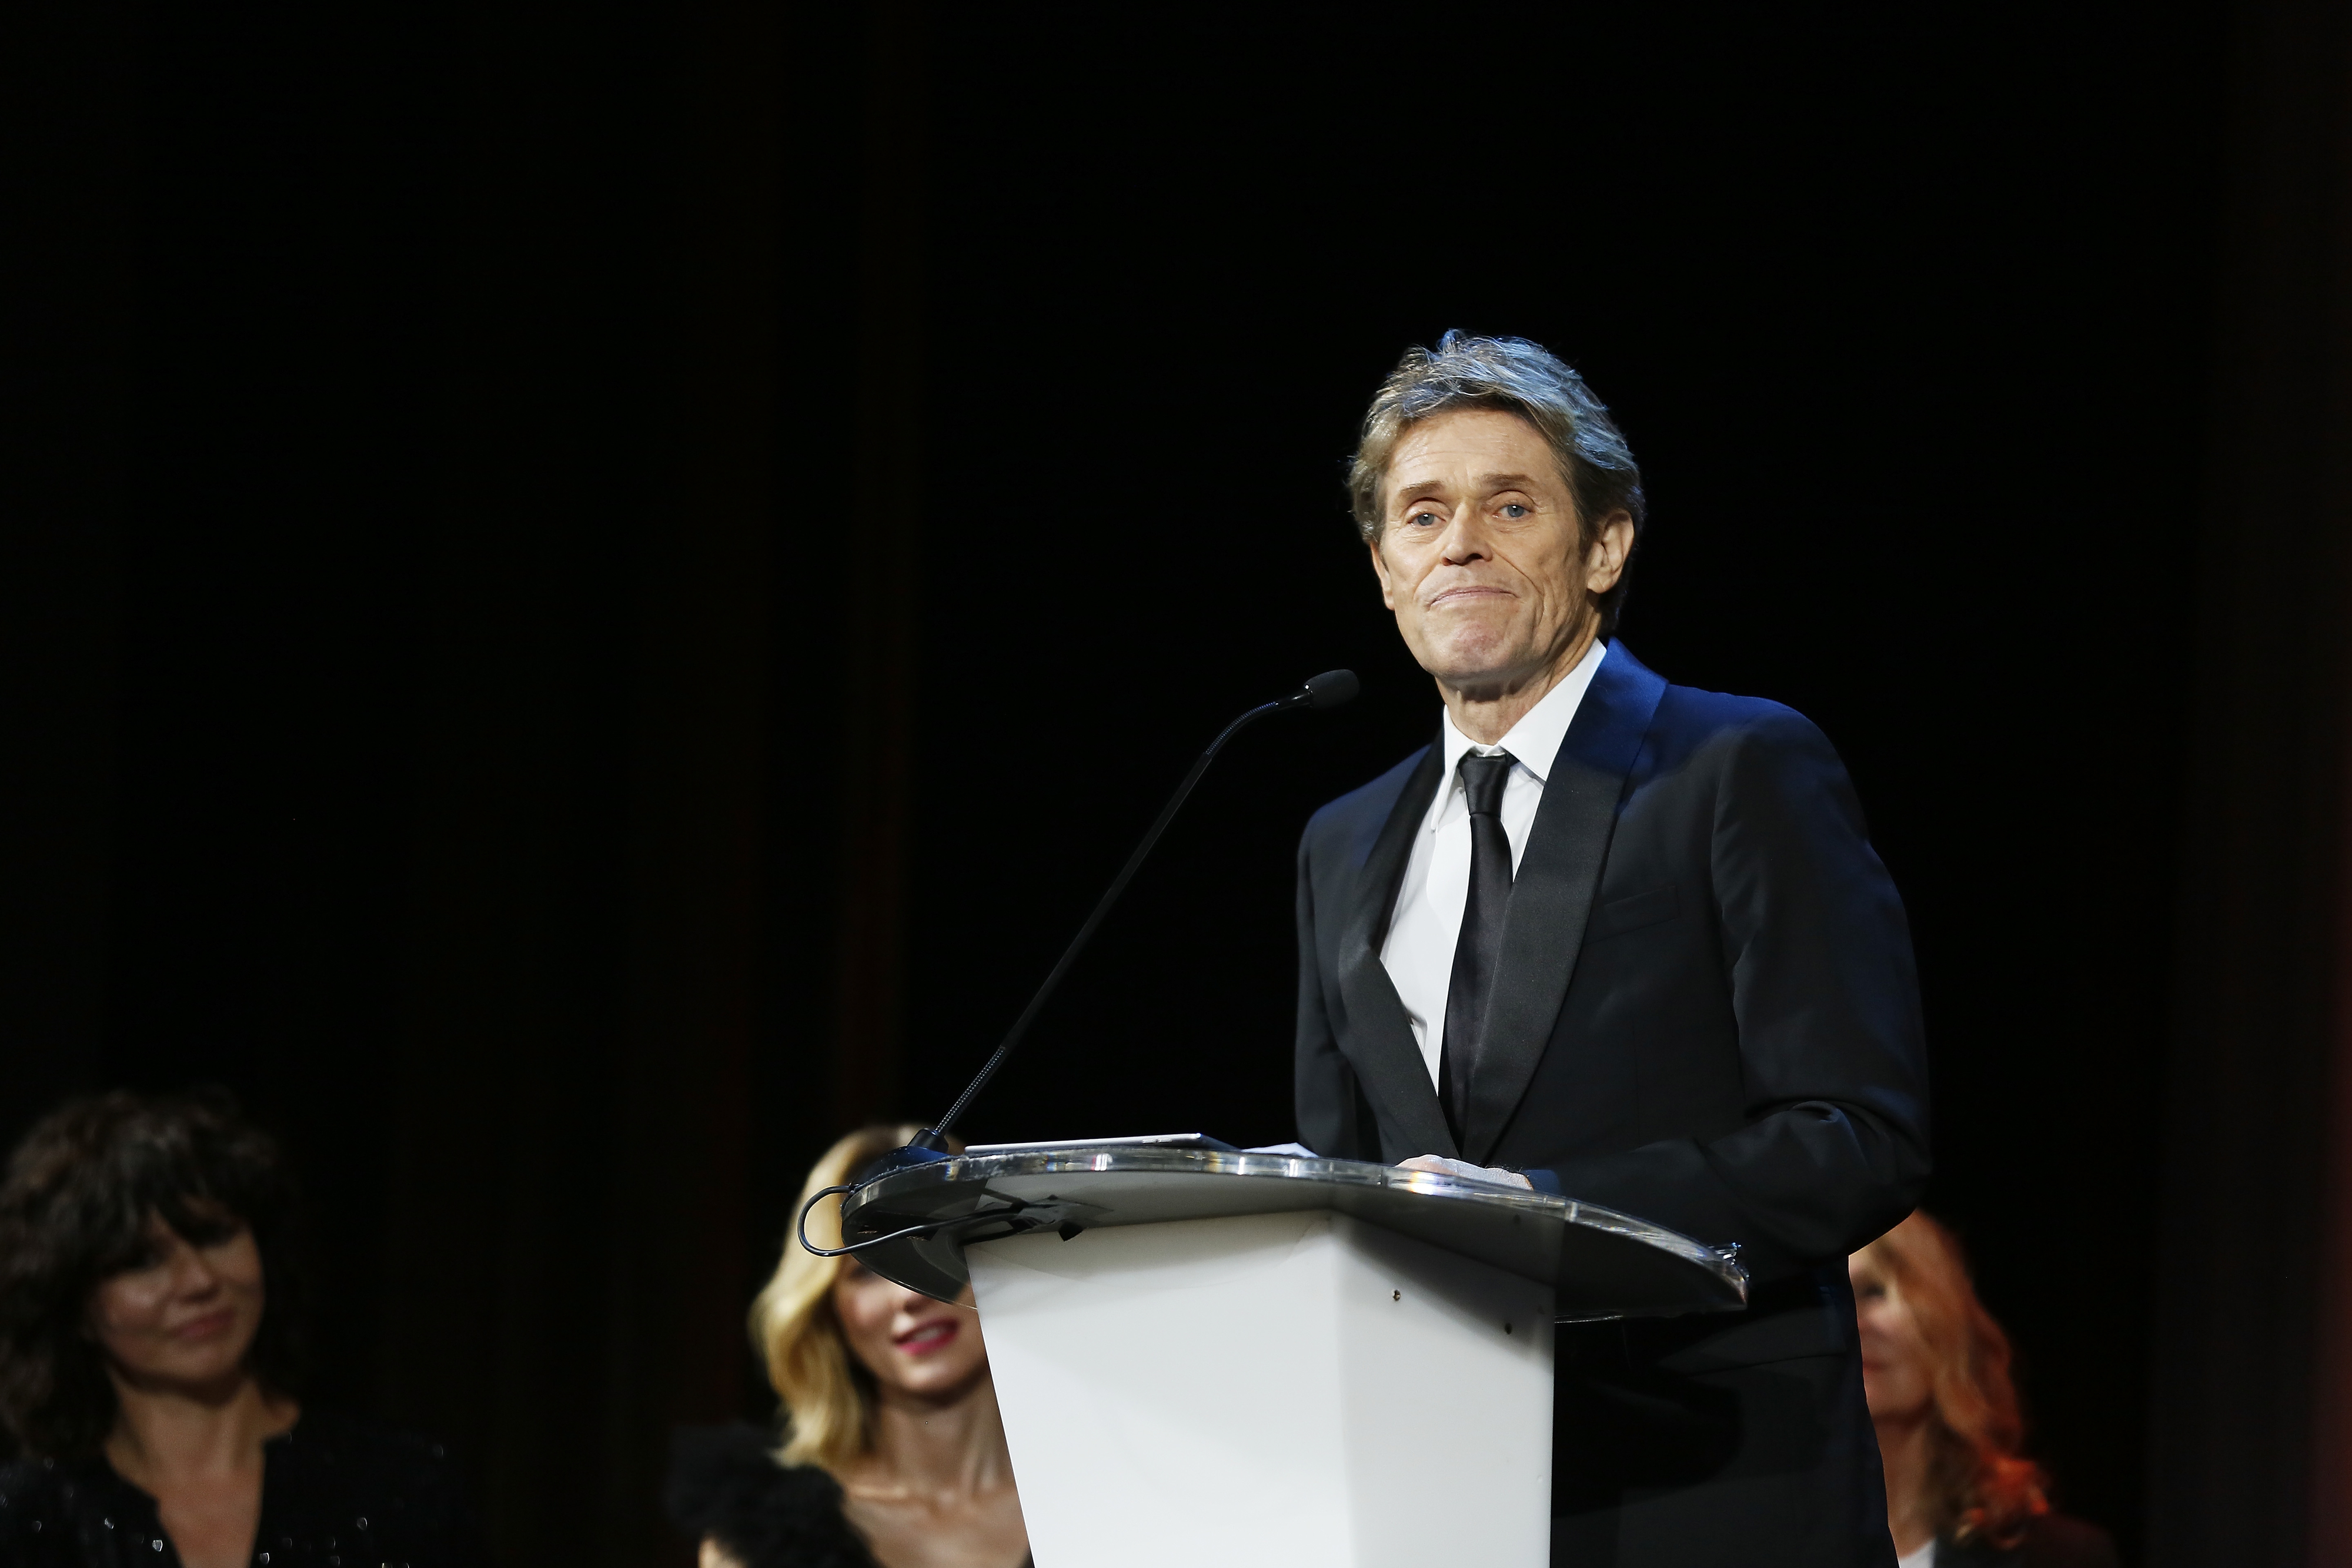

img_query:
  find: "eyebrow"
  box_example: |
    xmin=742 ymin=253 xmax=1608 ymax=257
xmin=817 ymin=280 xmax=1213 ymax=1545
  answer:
xmin=1389 ymin=472 xmax=1549 ymax=507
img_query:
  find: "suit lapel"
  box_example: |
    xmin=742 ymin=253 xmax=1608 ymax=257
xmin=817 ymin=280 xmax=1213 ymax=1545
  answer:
xmin=1462 ymin=644 xmax=1670 ymax=1165
xmin=1333 ymin=739 xmax=1457 ymax=1160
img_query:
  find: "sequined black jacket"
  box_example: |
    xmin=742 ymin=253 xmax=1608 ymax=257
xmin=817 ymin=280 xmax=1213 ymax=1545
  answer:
xmin=0 ymin=1412 xmax=481 ymax=1568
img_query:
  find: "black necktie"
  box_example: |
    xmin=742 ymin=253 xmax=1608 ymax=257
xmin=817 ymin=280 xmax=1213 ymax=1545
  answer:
xmin=1441 ymin=750 xmax=1515 ymax=1145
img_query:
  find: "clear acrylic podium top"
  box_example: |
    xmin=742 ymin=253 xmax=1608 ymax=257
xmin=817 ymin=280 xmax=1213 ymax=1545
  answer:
xmin=836 ymin=1138 xmax=1748 ymax=1321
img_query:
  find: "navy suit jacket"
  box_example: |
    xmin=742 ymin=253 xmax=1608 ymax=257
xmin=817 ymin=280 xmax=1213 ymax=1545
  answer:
xmin=1294 ymin=643 xmax=1929 ymax=1567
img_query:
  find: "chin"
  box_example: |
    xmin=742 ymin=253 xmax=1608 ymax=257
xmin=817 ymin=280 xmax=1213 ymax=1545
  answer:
xmin=160 ymin=1358 xmax=246 ymax=1390
xmin=1422 ymin=634 xmax=1528 ymax=680
xmin=902 ymin=1356 xmax=985 ymax=1395
xmin=1432 ymin=661 xmax=1532 ymax=694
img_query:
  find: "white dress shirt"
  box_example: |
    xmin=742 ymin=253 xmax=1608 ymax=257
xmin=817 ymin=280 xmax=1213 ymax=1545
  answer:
xmin=1380 ymin=638 xmax=1611 ymax=1089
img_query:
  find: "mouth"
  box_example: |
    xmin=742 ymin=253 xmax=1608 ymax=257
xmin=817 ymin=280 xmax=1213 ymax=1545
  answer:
xmin=1425 ymin=585 xmax=1514 ymax=610
xmin=175 ymin=1308 xmax=236 ymax=1342
xmin=894 ymin=1319 xmax=958 ymax=1357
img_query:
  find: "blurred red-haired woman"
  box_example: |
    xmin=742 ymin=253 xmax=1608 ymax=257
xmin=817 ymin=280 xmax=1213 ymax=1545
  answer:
xmin=1849 ymin=1212 xmax=2118 ymax=1567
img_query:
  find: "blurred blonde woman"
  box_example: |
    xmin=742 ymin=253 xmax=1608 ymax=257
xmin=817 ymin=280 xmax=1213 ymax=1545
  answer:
xmin=667 ymin=1125 xmax=1030 ymax=1568
xmin=1850 ymin=1212 xmax=2117 ymax=1568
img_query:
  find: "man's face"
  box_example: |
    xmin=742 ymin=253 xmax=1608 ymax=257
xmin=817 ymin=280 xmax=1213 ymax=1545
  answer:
xmin=1369 ymin=407 xmax=1626 ymax=697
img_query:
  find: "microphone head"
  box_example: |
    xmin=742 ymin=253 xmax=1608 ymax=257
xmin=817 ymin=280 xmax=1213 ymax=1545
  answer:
xmin=1304 ymin=668 xmax=1361 ymax=710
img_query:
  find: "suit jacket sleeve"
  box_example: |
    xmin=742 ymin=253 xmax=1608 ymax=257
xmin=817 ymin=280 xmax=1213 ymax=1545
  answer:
xmin=1539 ymin=709 xmax=1930 ymax=1279
xmin=1294 ymin=827 xmax=1372 ymax=1161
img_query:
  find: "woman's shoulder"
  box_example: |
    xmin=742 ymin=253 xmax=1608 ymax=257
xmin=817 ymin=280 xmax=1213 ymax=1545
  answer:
xmin=0 ymin=1457 xmax=71 ymax=1564
xmin=0 ymin=1453 xmax=152 ymax=1563
xmin=1942 ymin=1512 xmax=2122 ymax=1568
xmin=666 ymin=1423 xmax=877 ymax=1568
xmin=0 ymin=1454 xmax=85 ymax=1510
xmin=2016 ymin=1514 xmax=2122 ymax=1568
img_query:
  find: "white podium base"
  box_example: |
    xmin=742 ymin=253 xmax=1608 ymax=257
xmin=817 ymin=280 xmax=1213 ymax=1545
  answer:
xmin=968 ymin=1208 xmax=1555 ymax=1568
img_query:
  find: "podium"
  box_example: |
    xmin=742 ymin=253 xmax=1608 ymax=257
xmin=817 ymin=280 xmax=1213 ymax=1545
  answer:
xmin=839 ymin=1139 xmax=1745 ymax=1568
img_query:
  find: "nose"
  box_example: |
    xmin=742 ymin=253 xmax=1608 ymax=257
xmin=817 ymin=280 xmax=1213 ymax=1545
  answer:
xmin=169 ymin=1241 xmax=225 ymax=1297
xmin=1435 ymin=505 xmax=1491 ymax=566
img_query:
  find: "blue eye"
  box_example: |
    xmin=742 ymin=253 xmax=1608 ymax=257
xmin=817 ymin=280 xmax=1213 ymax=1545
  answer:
xmin=1500 ymin=503 xmax=1529 ymax=519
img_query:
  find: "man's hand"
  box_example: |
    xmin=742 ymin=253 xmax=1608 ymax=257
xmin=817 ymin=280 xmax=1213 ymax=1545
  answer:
xmin=1396 ymin=1154 xmax=1533 ymax=1190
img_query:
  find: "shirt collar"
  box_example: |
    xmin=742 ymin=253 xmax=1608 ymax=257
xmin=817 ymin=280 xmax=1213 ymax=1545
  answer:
xmin=1436 ymin=637 xmax=1610 ymax=792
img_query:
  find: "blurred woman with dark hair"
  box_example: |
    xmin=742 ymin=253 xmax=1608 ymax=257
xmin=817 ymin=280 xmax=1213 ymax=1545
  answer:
xmin=1850 ymin=1211 xmax=2119 ymax=1568
xmin=0 ymin=1089 xmax=479 ymax=1567
xmin=669 ymin=1124 xmax=1028 ymax=1568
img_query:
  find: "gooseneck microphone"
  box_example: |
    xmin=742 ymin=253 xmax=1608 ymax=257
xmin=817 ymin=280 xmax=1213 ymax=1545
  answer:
xmin=922 ymin=667 xmax=1360 ymax=1148
xmin=801 ymin=668 xmax=1361 ymax=1256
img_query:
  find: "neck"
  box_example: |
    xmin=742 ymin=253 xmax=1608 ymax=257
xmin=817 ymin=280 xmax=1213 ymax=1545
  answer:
xmin=1438 ymin=618 xmax=1598 ymax=746
xmin=864 ymin=1370 xmax=1014 ymax=1499
xmin=104 ymin=1369 xmax=291 ymax=1489
xmin=1874 ymin=1410 xmax=1940 ymax=1556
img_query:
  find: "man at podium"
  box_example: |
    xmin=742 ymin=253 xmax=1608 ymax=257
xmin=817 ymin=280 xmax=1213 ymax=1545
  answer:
xmin=1295 ymin=332 xmax=1930 ymax=1566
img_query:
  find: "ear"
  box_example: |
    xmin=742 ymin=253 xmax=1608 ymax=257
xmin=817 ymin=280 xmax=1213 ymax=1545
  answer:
xmin=1583 ymin=511 xmax=1635 ymax=594
xmin=1367 ymin=534 xmax=1401 ymax=611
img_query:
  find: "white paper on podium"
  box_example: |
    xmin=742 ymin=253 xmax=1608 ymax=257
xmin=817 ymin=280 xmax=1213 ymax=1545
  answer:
xmin=968 ymin=1208 xmax=1553 ymax=1568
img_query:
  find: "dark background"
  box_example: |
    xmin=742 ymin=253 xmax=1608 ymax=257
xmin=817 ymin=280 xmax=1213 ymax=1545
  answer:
xmin=8 ymin=4 xmax=2351 ymax=1566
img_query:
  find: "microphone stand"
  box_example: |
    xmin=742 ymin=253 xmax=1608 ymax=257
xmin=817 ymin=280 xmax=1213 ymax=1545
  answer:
xmin=856 ymin=668 xmax=1360 ymax=1186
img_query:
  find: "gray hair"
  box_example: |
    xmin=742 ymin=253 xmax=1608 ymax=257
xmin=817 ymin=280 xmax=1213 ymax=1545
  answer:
xmin=1348 ymin=332 xmax=1646 ymax=638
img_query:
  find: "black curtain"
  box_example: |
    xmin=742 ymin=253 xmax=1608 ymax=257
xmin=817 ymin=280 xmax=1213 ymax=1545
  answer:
xmin=4 ymin=1 xmax=847 ymax=1562
xmin=2148 ymin=3 xmax=2352 ymax=1564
